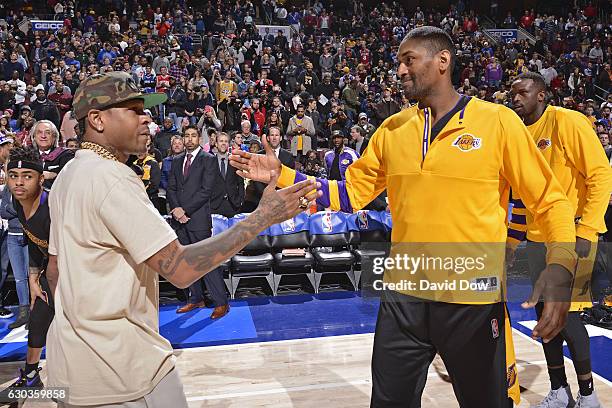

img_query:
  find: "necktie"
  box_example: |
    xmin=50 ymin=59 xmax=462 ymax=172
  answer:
xmin=220 ymin=157 xmax=226 ymax=178
xmin=183 ymin=153 xmax=192 ymax=177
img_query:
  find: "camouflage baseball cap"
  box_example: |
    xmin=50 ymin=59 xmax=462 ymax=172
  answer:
xmin=72 ymin=71 xmax=167 ymax=120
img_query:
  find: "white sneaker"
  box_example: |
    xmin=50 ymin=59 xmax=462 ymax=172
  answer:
xmin=575 ymin=391 xmax=601 ymax=408
xmin=535 ymin=386 xmax=576 ymax=408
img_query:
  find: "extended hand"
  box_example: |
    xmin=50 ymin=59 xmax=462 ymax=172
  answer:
xmin=522 ymin=263 xmax=572 ymax=342
xmin=230 ymin=132 xmax=282 ymax=183
xmin=257 ymin=169 xmax=321 ymax=225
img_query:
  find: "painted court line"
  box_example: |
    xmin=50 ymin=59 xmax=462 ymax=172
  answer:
xmin=512 ymin=328 xmax=612 ymax=388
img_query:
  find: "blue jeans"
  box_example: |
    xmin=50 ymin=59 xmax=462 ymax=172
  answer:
xmin=7 ymin=234 xmax=29 ymax=306
xmin=0 ymin=230 xmax=8 ymax=301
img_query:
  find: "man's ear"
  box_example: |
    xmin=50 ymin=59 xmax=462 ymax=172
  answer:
xmin=87 ymin=109 xmax=103 ymax=132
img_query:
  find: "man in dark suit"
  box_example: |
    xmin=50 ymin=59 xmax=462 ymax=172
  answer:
xmin=167 ymin=125 xmax=229 ymax=319
xmin=210 ymin=132 xmax=245 ymax=217
xmin=241 ymin=126 xmax=295 ymax=212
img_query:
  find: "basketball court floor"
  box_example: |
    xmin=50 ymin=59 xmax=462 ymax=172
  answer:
xmin=0 ymin=289 xmax=609 ymax=407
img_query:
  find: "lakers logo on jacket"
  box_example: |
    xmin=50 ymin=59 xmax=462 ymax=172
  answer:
xmin=537 ymin=138 xmax=551 ymax=150
xmin=452 ymin=134 xmax=482 ymax=152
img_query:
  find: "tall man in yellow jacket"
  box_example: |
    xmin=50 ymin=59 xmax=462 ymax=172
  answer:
xmin=231 ymin=27 xmax=578 ymax=407
xmin=508 ymin=72 xmax=612 ymax=408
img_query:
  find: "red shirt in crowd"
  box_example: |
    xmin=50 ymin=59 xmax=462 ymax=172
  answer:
xmin=156 ymin=74 xmax=171 ymax=93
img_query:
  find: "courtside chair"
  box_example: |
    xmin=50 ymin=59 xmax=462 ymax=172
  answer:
xmin=309 ymin=211 xmax=357 ymax=292
xmin=269 ymin=212 xmax=315 ymax=294
xmin=347 ymin=210 xmax=390 ymax=288
xmin=228 ymin=213 xmax=275 ymax=298
xmin=211 ymin=214 xmax=232 ymax=295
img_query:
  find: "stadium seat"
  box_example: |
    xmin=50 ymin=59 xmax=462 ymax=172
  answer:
xmin=269 ymin=212 xmax=315 ymax=293
xmin=309 ymin=212 xmax=357 ymax=292
xmin=228 ymin=214 xmax=275 ymax=298
xmin=211 ymin=214 xmax=232 ymax=294
xmin=347 ymin=210 xmax=391 ymax=287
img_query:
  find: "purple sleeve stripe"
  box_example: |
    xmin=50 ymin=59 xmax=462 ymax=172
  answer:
xmin=338 ymin=182 xmax=353 ymax=213
xmin=295 ymin=172 xmax=307 ymax=183
xmin=317 ymin=178 xmax=331 ymax=208
xmin=507 ymin=228 xmax=526 ymax=242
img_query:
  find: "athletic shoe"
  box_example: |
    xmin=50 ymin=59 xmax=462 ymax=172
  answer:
xmin=575 ymin=391 xmax=602 ymax=408
xmin=0 ymin=307 xmax=13 ymax=319
xmin=8 ymin=368 xmax=44 ymax=388
xmin=535 ymin=386 xmax=575 ymax=408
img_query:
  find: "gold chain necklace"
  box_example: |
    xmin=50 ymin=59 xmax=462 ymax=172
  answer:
xmin=81 ymin=142 xmax=119 ymax=161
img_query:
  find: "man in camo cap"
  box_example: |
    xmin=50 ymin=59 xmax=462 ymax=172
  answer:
xmin=46 ymin=68 xmax=318 ymax=407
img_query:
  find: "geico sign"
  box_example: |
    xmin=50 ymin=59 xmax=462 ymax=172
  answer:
xmin=488 ymin=30 xmax=516 ymax=38
xmin=32 ymin=20 xmax=64 ymax=31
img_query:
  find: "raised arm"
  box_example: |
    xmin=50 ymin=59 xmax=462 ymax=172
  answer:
xmin=230 ymin=125 xmax=387 ymax=213
xmin=146 ymin=173 xmax=319 ymax=288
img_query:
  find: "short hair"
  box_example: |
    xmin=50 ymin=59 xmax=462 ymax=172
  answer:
xmin=351 ymin=125 xmax=365 ymax=136
xmin=296 ymin=104 xmax=305 ymax=111
xmin=65 ymin=137 xmax=79 ymax=146
xmin=216 ymin=132 xmax=230 ymax=143
xmin=403 ymin=26 xmax=456 ymax=71
xmin=8 ymin=145 xmax=41 ymax=166
xmin=182 ymin=125 xmax=199 ymax=136
xmin=267 ymin=126 xmax=281 ymax=135
xmin=30 ymin=120 xmax=59 ymax=148
xmin=516 ymin=72 xmax=547 ymax=92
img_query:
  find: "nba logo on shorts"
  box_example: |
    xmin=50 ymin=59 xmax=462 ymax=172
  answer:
xmin=491 ymin=319 xmax=499 ymax=339
xmin=283 ymin=218 xmax=296 ymax=232
xmin=322 ymin=212 xmax=333 ymax=233
xmin=357 ymin=211 xmax=369 ymax=230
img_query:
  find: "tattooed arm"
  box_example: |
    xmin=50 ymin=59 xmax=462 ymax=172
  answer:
xmin=146 ymin=173 xmax=320 ymax=288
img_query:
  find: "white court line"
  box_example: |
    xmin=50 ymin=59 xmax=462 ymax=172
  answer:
xmin=512 ymin=328 xmax=612 ymax=388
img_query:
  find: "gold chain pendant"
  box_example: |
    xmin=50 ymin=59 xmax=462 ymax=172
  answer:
xmin=80 ymin=142 xmax=119 ymax=161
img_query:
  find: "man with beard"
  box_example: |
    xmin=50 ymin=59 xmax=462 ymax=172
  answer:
xmin=507 ymin=72 xmax=611 ymax=408
xmin=287 ymin=104 xmax=315 ymax=158
xmin=30 ymin=89 xmax=60 ymax=129
xmin=325 ymin=130 xmax=358 ymax=181
xmin=231 ymin=26 xmax=578 ymax=407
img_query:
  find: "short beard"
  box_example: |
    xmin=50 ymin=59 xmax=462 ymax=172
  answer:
xmin=401 ymin=75 xmax=431 ymax=100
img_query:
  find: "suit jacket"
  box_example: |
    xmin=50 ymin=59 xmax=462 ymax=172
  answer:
xmin=210 ymin=153 xmax=246 ymax=213
xmin=350 ymin=137 xmax=370 ymax=156
xmin=167 ymin=149 xmax=216 ymax=232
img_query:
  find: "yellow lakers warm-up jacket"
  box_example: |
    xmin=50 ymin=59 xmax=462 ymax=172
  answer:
xmin=278 ymin=96 xmax=577 ymax=284
xmin=507 ymin=105 xmax=612 ymax=246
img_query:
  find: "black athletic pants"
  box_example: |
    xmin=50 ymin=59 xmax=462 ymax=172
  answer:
xmin=371 ymin=291 xmax=514 ymax=408
xmin=28 ymin=273 xmax=55 ymax=348
xmin=526 ymin=242 xmax=592 ymax=376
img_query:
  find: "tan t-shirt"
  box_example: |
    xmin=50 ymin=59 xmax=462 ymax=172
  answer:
xmin=47 ymin=149 xmax=178 ymax=405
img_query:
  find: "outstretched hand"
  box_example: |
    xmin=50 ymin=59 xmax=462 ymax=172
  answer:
xmin=229 ymin=133 xmax=282 ymax=183
xmin=256 ymin=169 xmax=321 ymax=225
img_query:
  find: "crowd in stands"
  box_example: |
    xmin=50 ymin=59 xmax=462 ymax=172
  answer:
xmin=0 ymin=0 xmax=607 ymax=309
xmin=0 ymin=0 xmax=609 ymax=172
